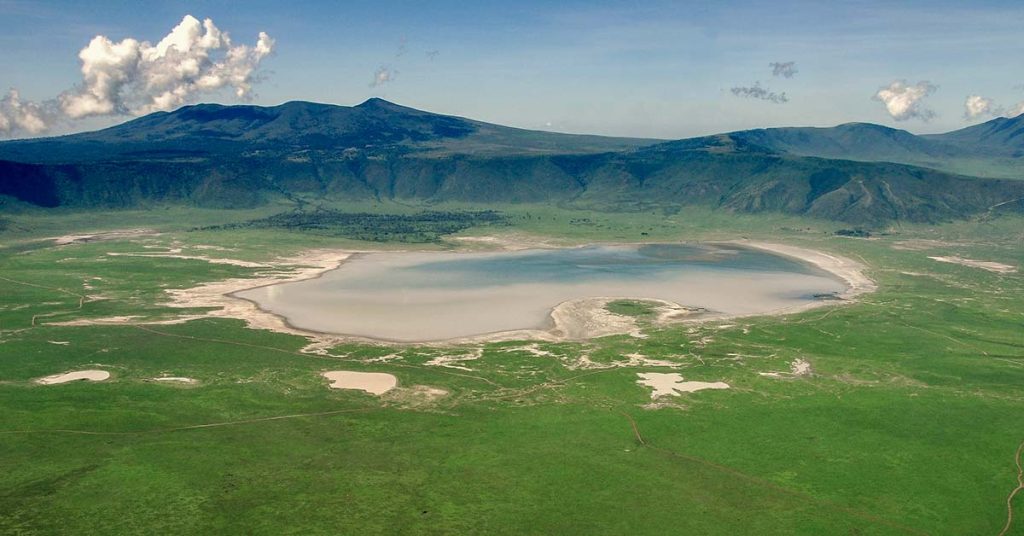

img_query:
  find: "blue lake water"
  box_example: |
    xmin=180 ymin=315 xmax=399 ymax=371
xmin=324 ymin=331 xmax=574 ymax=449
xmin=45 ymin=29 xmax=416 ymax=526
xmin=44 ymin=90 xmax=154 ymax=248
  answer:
xmin=237 ymin=244 xmax=846 ymax=342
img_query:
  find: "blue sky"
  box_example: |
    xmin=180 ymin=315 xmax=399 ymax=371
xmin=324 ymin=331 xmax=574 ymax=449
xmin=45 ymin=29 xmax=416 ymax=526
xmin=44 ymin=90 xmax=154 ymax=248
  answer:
xmin=1 ymin=0 xmax=1022 ymax=138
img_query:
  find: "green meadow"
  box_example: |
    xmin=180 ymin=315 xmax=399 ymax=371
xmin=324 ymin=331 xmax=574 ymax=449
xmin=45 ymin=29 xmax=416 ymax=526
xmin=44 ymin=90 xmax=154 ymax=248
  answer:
xmin=1 ymin=204 xmax=1022 ymax=535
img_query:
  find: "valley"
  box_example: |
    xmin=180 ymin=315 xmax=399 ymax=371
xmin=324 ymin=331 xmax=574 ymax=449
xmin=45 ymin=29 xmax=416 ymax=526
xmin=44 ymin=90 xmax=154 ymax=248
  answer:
xmin=1 ymin=202 xmax=1021 ymax=534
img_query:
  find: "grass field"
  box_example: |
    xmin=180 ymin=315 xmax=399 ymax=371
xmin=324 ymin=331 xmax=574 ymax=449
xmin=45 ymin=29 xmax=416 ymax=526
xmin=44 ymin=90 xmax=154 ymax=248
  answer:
xmin=1 ymin=203 xmax=1022 ymax=534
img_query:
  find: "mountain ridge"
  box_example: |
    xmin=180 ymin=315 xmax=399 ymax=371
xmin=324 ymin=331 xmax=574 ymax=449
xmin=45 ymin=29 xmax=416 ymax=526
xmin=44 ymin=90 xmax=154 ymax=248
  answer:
xmin=0 ymin=99 xmax=659 ymax=163
xmin=1 ymin=100 xmax=1022 ymax=225
xmin=713 ymin=117 xmax=1023 ymax=178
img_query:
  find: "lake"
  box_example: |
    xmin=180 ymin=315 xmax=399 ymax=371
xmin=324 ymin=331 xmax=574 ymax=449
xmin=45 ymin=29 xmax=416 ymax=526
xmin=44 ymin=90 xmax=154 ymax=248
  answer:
xmin=235 ymin=243 xmax=847 ymax=342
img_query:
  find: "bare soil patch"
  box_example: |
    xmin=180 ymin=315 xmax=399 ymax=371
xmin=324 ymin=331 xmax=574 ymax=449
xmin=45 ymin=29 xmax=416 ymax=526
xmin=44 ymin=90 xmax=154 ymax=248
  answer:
xmin=53 ymin=229 xmax=157 ymax=245
xmin=151 ymin=376 xmax=198 ymax=384
xmin=36 ymin=370 xmax=110 ymax=385
xmin=928 ymin=256 xmax=1017 ymax=274
xmin=321 ymin=371 xmax=398 ymax=395
xmin=636 ymin=372 xmax=730 ymax=398
xmin=759 ymin=359 xmax=813 ymax=379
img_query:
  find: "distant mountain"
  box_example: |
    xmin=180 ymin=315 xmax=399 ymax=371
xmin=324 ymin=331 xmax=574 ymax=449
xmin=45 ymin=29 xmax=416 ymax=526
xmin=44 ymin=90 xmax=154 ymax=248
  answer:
xmin=924 ymin=115 xmax=1024 ymax=157
xmin=727 ymin=123 xmax=955 ymax=162
xmin=714 ymin=116 xmax=1024 ymax=179
xmin=0 ymin=99 xmax=657 ymax=163
xmin=1 ymin=100 xmax=1022 ymax=225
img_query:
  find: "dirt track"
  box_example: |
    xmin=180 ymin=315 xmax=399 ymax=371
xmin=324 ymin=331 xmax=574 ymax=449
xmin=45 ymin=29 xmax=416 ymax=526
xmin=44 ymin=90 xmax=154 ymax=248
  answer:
xmin=998 ymin=439 xmax=1024 ymax=536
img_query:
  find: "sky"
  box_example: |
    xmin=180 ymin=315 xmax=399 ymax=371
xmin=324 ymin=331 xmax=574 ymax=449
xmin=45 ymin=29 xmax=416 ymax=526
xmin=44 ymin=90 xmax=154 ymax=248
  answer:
xmin=0 ymin=0 xmax=1022 ymax=140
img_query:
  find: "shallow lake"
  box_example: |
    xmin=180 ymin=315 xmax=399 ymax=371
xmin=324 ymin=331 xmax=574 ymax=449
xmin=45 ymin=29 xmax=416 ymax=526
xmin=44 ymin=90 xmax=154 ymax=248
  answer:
xmin=236 ymin=244 xmax=846 ymax=342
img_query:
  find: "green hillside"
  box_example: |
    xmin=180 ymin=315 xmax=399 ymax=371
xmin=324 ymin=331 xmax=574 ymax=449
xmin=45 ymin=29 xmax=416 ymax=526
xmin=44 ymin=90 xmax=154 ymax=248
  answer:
xmin=720 ymin=116 xmax=1024 ymax=179
xmin=1 ymin=100 xmax=1023 ymax=226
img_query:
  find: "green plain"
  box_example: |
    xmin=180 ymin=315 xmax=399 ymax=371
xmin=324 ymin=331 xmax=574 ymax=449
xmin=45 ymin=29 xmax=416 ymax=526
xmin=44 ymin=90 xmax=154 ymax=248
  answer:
xmin=1 ymin=203 xmax=1022 ymax=535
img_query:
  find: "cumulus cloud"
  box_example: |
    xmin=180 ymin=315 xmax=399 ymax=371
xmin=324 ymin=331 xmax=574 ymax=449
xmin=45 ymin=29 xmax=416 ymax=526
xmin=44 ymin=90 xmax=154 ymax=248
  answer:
xmin=0 ymin=90 xmax=58 ymax=135
xmin=730 ymin=82 xmax=789 ymax=104
xmin=0 ymin=14 xmax=275 ymax=138
xmin=963 ymin=95 xmax=1002 ymax=119
xmin=770 ymin=61 xmax=797 ymax=78
xmin=962 ymin=94 xmax=1024 ymax=120
xmin=370 ymin=65 xmax=397 ymax=88
xmin=873 ymin=80 xmax=936 ymax=121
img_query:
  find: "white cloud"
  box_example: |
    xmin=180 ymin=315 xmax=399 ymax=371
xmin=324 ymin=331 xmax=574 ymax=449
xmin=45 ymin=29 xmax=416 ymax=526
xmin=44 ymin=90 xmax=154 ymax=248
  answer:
xmin=0 ymin=15 xmax=275 ymax=138
xmin=963 ymin=95 xmax=1001 ymax=119
xmin=0 ymin=90 xmax=56 ymax=135
xmin=873 ymin=80 xmax=937 ymax=121
xmin=1008 ymin=102 xmax=1024 ymax=118
xmin=370 ymin=65 xmax=397 ymax=88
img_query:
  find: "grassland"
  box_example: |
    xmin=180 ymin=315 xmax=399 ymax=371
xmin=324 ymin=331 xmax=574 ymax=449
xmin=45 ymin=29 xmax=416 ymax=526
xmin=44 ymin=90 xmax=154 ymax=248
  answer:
xmin=1 ymin=203 xmax=1022 ymax=534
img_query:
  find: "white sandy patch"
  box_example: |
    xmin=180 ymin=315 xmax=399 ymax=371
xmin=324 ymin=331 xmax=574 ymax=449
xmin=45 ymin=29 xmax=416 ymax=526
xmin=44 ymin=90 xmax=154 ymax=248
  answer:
xmin=425 ymin=348 xmax=483 ymax=371
xmin=928 ymin=256 xmax=1017 ymax=274
xmin=759 ymin=358 xmax=813 ymax=379
xmin=506 ymin=344 xmax=556 ymax=358
xmin=408 ymin=385 xmax=448 ymax=397
xmin=47 ymin=340 xmax=70 ymax=345
xmin=890 ymin=239 xmax=963 ymax=251
xmin=36 ymin=370 xmax=110 ymax=385
xmin=321 ymin=371 xmax=397 ymax=395
xmin=650 ymin=301 xmax=707 ymax=323
xmin=498 ymin=345 xmax=680 ymax=370
xmin=636 ymin=372 xmax=729 ymax=398
xmin=166 ymin=250 xmax=353 ymax=334
xmin=362 ymin=353 xmax=403 ymax=364
xmin=642 ymin=400 xmax=691 ymax=411
xmin=382 ymin=385 xmax=449 ymax=407
xmin=52 ymin=315 xmax=141 ymax=326
xmin=449 ymin=233 xmax=566 ymax=251
xmin=543 ymin=297 xmax=704 ymax=342
xmin=297 ymin=340 xmax=342 ymax=356
xmin=50 ymin=250 xmax=354 ymax=339
xmin=621 ymin=353 xmax=682 ymax=368
xmin=106 ymin=252 xmax=270 ymax=268
xmin=551 ymin=297 xmax=641 ymax=340
xmin=52 ymin=228 xmax=157 ymax=245
xmin=192 ymin=245 xmax=235 ymax=251
xmin=152 ymin=376 xmax=197 ymax=384
xmin=568 ymin=355 xmax=605 ymax=369
xmin=476 ymin=297 xmax=695 ymax=344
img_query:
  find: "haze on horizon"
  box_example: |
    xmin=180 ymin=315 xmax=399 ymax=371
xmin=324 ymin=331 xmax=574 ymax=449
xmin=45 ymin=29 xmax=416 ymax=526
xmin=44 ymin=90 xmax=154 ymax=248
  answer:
xmin=1 ymin=0 xmax=1022 ymax=140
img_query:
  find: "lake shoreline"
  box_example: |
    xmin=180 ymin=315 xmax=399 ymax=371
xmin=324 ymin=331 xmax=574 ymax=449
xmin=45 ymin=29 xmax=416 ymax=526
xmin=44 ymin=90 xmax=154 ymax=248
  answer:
xmin=53 ymin=239 xmax=874 ymax=346
xmin=227 ymin=240 xmax=872 ymax=344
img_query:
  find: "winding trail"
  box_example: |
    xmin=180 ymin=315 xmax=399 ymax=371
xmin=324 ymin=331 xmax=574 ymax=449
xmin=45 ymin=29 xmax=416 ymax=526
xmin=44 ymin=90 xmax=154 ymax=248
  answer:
xmin=0 ymin=275 xmax=89 ymax=326
xmin=0 ymin=276 xmax=87 ymax=305
xmin=998 ymin=439 xmax=1024 ymax=536
xmin=619 ymin=411 xmax=646 ymax=445
xmin=987 ymin=196 xmax=1024 ymax=215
